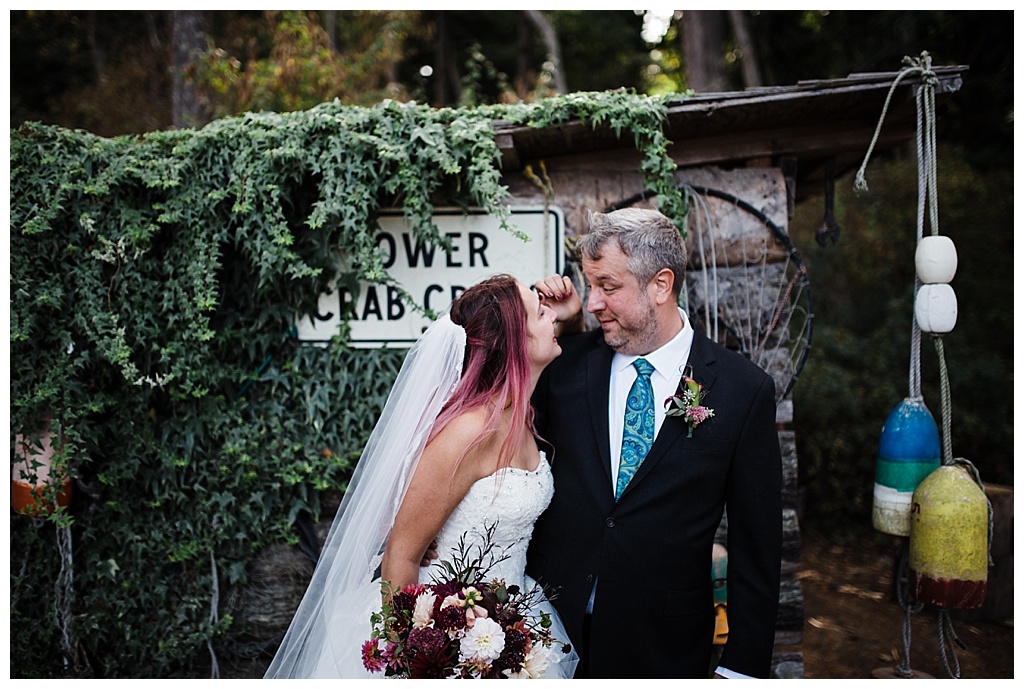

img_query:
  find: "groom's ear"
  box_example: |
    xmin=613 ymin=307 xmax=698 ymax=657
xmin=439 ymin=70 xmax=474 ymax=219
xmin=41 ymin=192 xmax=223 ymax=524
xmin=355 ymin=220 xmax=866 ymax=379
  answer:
xmin=650 ymin=268 xmax=675 ymax=306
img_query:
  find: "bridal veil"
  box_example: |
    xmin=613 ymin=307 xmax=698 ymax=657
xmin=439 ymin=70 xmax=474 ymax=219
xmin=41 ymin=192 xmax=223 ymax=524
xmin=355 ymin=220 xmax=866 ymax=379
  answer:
xmin=265 ymin=314 xmax=466 ymax=678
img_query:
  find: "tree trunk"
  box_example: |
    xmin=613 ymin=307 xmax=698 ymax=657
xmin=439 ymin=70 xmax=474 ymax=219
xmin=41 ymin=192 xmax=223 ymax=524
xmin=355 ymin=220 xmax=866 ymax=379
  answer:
xmin=523 ymin=10 xmax=566 ymax=94
xmin=325 ymin=10 xmax=337 ymax=53
xmin=144 ymin=11 xmax=166 ymax=132
xmin=85 ymin=10 xmax=106 ymax=83
xmin=434 ymin=10 xmax=456 ymax=106
xmin=515 ymin=12 xmax=531 ymax=98
xmin=727 ymin=10 xmax=763 ymax=88
xmin=171 ymin=10 xmax=211 ymax=130
xmin=681 ymin=9 xmax=728 ymax=93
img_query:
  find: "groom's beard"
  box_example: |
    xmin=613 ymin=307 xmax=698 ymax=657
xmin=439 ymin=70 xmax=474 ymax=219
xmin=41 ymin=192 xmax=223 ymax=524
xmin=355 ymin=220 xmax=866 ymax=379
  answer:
xmin=599 ymin=296 xmax=659 ymax=355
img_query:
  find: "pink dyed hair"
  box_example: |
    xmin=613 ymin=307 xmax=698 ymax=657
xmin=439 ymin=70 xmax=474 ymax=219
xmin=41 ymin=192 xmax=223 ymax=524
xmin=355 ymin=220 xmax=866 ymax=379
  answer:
xmin=427 ymin=274 xmax=535 ymax=472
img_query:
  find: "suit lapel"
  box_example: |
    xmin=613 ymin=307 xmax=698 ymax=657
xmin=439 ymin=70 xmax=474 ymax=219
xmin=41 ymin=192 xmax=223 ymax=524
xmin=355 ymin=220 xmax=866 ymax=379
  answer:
xmin=619 ymin=329 xmax=718 ymax=498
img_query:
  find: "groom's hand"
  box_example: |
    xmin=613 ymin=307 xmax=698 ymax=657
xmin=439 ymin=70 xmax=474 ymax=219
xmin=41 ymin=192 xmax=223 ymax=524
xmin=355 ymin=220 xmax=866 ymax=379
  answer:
xmin=420 ymin=539 xmax=439 ymax=567
xmin=534 ymin=275 xmax=584 ymax=335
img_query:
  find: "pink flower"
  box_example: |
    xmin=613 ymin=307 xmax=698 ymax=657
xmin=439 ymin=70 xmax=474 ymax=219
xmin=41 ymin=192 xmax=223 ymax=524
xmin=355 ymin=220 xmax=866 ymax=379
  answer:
xmin=383 ymin=640 xmax=403 ymax=671
xmin=665 ymin=372 xmax=715 ymax=437
xmin=686 ymin=405 xmax=712 ymax=425
xmin=361 ymin=639 xmax=386 ymax=673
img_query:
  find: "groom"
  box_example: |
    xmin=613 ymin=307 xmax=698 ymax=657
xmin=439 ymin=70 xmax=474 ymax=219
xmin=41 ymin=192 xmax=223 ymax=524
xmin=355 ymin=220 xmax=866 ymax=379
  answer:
xmin=528 ymin=208 xmax=782 ymax=678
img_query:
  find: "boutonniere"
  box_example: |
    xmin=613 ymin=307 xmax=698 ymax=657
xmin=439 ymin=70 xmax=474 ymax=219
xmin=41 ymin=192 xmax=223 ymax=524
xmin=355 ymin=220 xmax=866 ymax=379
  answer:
xmin=664 ymin=373 xmax=714 ymax=438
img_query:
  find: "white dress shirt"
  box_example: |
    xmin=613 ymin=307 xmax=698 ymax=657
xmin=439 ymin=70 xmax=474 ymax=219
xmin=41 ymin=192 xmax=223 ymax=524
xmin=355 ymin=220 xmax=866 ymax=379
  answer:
xmin=607 ymin=309 xmax=694 ymax=490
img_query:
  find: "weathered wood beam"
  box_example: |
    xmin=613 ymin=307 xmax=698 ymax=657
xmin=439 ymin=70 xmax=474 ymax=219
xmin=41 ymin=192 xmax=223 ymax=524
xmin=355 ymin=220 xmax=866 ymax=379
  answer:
xmin=666 ymin=126 xmax=912 ymax=168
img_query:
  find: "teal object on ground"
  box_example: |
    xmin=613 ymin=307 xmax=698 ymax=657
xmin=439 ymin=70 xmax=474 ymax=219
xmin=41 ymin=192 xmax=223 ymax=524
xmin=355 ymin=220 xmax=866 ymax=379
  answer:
xmin=711 ymin=545 xmax=728 ymax=605
xmin=872 ymin=397 xmax=942 ymax=536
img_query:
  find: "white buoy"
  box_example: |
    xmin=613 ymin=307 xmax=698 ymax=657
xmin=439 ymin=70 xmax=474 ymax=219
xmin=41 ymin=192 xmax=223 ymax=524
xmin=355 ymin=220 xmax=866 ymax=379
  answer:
xmin=915 ymin=283 xmax=958 ymax=333
xmin=915 ymin=235 xmax=958 ymax=284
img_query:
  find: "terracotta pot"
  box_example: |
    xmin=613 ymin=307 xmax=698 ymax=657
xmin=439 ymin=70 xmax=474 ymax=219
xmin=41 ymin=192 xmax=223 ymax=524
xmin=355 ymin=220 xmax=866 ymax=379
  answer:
xmin=12 ymin=417 xmax=72 ymax=515
xmin=11 ymin=477 xmax=73 ymax=515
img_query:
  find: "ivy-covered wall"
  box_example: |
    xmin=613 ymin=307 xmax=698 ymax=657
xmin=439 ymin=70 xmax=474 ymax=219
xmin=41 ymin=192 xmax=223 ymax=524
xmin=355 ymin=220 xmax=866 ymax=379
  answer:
xmin=9 ymin=92 xmax=686 ymax=678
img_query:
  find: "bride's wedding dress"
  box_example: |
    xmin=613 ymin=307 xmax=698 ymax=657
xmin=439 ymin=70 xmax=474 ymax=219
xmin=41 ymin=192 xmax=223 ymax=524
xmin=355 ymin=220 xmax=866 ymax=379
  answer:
xmin=305 ymin=452 xmax=577 ymax=678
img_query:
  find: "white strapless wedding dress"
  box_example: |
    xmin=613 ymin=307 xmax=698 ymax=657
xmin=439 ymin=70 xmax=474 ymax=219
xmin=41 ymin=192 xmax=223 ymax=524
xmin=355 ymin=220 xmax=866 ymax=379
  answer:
xmin=308 ymin=452 xmax=578 ymax=678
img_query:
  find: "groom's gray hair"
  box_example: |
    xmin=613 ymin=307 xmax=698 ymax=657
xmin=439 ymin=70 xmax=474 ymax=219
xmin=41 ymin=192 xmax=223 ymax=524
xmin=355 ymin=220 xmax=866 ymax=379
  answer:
xmin=576 ymin=208 xmax=687 ymax=297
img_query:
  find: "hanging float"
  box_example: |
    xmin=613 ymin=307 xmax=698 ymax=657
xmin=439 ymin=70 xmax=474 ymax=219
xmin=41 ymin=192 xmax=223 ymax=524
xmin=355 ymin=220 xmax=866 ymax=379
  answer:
xmin=872 ymin=397 xmax=941 ymax=536
xmin=908 ymin=463 xmax=988 ymax=609
xmin=856 ymin=52 xmax=990 ymax=680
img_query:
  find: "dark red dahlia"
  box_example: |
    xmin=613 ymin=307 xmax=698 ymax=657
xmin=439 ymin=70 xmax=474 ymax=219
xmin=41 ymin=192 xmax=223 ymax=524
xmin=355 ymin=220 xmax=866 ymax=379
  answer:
xmin=391 ymin=590 xmax=418 ymax=617
xmin=500 ymin=627 xmax=528 ymax=672
xmin=407 ymin=627 xmax=452 ymax=679
xmin=434 ymin=603 xmax=467 ymax=632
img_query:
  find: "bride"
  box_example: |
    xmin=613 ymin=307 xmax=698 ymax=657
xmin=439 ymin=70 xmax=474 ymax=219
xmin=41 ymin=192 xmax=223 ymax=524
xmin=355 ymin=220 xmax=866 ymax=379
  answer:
xmin=265 ymin=274 xmax=579 ymax=679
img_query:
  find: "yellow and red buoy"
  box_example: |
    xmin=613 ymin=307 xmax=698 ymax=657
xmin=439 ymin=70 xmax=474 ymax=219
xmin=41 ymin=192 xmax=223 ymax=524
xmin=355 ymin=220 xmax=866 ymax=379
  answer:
xmin=908 ymin=464 xmax=988 ymax=609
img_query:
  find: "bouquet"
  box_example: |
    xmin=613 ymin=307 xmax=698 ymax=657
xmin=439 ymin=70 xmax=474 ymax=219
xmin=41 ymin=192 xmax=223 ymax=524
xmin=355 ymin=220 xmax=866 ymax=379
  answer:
xmin=362 ymin=526 xmax=572 ymax=678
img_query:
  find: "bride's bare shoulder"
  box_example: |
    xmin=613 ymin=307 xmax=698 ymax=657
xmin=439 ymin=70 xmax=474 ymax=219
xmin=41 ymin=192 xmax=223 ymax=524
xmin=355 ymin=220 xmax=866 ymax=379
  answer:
xmin=422 ymin=406 xmax=498 ymax=473
xmin=432 ymin=406 xmax=493 ymax=446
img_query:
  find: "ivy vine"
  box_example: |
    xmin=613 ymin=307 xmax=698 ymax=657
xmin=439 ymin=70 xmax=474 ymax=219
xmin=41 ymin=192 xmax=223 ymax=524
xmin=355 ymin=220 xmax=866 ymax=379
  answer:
xmin=9 ymin=88 xmax=689 ymax=677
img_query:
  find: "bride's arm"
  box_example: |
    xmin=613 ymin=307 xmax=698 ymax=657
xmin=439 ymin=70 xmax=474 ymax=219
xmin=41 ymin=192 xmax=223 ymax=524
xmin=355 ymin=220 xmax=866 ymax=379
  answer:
xmin=381 ymin=411 xmax=490 ymax=592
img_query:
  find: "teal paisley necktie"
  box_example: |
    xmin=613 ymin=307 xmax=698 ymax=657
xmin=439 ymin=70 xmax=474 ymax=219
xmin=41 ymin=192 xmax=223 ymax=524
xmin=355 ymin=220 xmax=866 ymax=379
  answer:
xmin=615 ymin=358 xmax=656 ymax=500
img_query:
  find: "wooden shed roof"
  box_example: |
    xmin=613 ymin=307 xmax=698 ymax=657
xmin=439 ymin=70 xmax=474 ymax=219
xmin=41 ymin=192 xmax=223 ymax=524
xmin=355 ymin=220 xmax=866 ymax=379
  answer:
xmin=493 ymin=65 xmax=968 ymax=203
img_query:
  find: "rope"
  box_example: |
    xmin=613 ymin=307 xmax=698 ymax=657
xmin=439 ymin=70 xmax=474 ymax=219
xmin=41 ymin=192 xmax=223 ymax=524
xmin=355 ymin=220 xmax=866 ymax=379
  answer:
xmin=893 ymin=541 xmax=924 ymax=678
xmin=853 ymin=52 xmax=939 ymax=399
xmin=859 ymin=51 xmax=988 ymax=680
xmin=55 ymin=521 xmax=76 ymax=672
xmin=208 ymin=516 xmax=222 ymax=679
xmin=933 ymin=337 xmax=994 ymax=567
xmin=753 ymin=264 xmax=806 ymax=362
xmin=50 ymin=420 xmax=78 ymax=674
xmin=931 ymin=334 xmax=994 ymax=678
xmin=937 ymin=610 xmax=966 ymax=679
xmin=908 ymin=72 xmax=927 ymax=399
xmin=934 ymin=337 xmax=954 ymax=465
xmin=854 ymin=52 xmax=938 ymax=193
xmin=681 ymin=184 xmax=719 ymax=342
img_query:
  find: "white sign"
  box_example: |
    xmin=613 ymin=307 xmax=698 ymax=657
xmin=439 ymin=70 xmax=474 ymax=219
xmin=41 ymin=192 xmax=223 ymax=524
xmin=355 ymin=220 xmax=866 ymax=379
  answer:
xmin=296 ymin=207 xmax=565 ymax=347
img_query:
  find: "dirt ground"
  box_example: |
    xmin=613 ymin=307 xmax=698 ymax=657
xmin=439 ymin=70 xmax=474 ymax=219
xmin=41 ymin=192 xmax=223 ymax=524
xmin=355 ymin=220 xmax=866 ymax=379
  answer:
xmin=794 ymin=529 xmax=1014 ymax=679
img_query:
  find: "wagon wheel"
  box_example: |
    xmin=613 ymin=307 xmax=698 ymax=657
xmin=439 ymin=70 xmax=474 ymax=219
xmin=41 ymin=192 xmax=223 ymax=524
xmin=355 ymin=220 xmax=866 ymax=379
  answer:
xmin=603 ymin=184 xmax=813 ymax=404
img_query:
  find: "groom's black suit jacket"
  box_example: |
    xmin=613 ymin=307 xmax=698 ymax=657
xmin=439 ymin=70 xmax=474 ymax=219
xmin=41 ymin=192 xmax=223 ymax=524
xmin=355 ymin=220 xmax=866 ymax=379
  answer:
xmin=527 ymin=327 xmax=782 ymax=678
